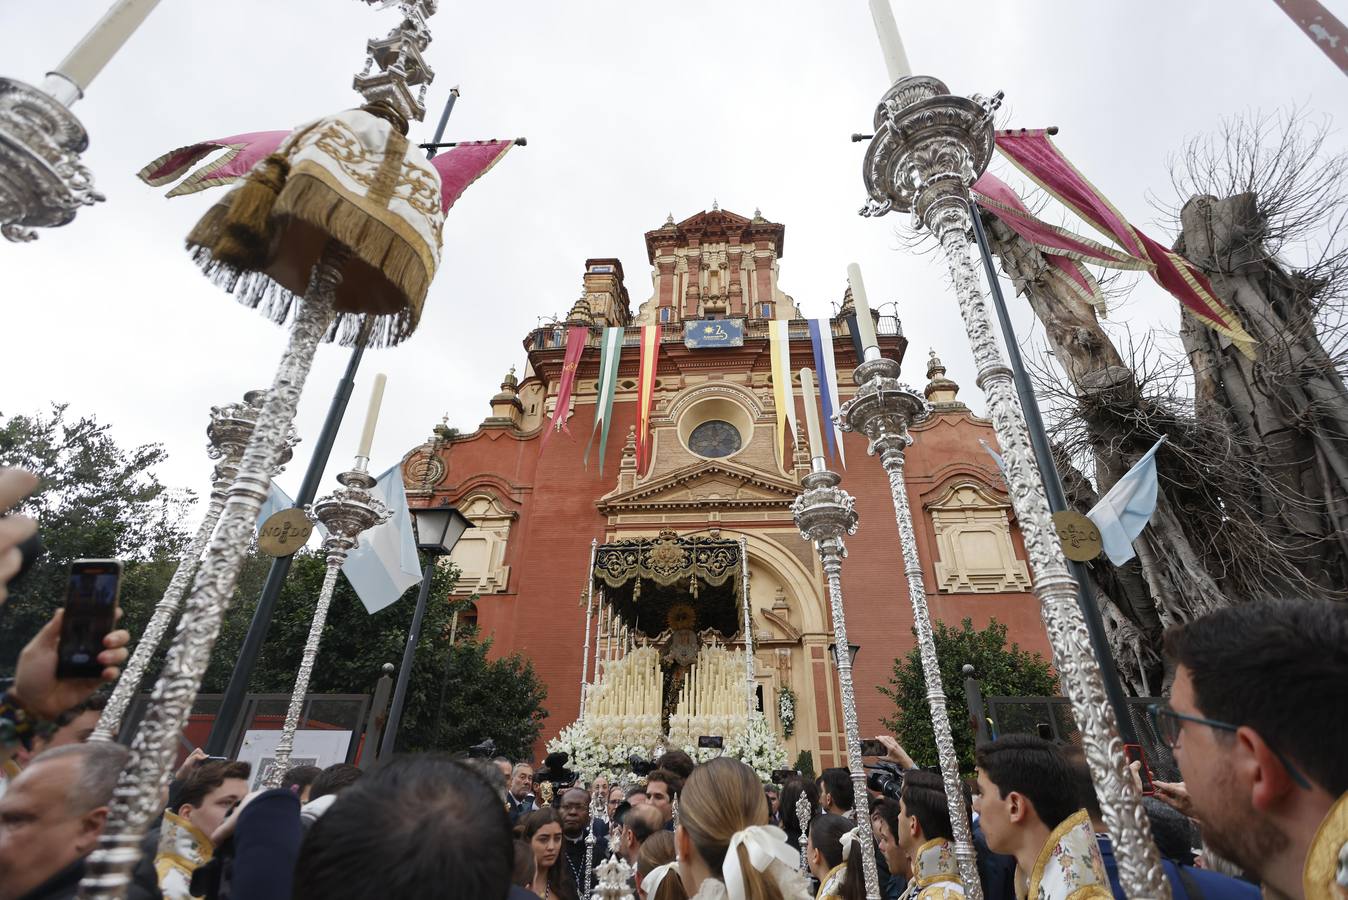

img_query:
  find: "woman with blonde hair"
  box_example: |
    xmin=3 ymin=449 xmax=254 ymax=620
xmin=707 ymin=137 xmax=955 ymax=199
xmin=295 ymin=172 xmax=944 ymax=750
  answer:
xmin=675 ymin=757 xmax=812 ymax=900
xmin=638 ymin=831 xmax=687 ymax=900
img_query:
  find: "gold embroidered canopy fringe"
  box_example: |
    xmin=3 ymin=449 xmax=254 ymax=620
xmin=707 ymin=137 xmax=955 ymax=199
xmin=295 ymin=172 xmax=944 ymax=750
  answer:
xmin=592 ymin=531 xmax=742 ymax=598
xmin=592 ymin=531 xmax=746 ymax=642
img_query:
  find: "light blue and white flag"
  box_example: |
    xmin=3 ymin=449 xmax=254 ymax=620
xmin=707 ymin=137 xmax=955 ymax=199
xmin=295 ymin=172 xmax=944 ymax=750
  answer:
xmin=979 ymin=439 xmax=1009 ymax=483
xmin=1088 ymin=436 xmax=1168 ymax=566
xmin=254 ymin=480 xmax=295 ymax=537
xmin=342 ymin=464 xmax=424 ymax=614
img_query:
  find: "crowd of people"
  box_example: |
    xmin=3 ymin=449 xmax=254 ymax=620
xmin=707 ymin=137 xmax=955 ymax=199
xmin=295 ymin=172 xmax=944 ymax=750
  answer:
xmin=0 ymin=467 xmax=1346 ymax=899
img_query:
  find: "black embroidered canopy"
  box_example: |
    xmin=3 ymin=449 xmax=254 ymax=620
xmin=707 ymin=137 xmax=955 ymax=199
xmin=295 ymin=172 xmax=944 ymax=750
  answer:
xmin=592 ymin=531 xmax=745 ymax=638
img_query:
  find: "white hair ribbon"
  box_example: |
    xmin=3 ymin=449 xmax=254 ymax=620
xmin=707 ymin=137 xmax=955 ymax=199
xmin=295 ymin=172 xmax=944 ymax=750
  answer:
xmin=722 ymin=824 xmax=799 ymax=900
xmin=839 ymin=826 xmax=862 ymax=861
xmin=640 ymin=861 xmax=678 ymax=897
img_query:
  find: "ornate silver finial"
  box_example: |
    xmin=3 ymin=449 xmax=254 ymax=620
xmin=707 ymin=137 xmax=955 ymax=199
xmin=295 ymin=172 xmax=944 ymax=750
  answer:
xmin=0 ymin=78 xmax=103 ymax=241
xmin=593 ymin=855 xmax=636 ymax=899
xmin=795 ymin=790 xmax=812 ymax=874
xmin=352 ymin=0 xmax=438 ymax=123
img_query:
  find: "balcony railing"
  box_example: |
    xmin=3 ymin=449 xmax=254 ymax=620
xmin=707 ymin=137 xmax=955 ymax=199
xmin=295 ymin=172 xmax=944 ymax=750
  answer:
xmin=525 ymin=315 xmax=901 ymax=351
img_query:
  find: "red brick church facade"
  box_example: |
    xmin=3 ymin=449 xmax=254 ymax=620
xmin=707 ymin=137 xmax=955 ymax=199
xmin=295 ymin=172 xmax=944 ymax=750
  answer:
xmin=400 ymin=206 xmax=1050 ymax=764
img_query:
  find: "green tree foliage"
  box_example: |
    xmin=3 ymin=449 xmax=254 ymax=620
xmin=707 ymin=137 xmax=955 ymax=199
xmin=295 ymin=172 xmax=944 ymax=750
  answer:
xmin=878 ymin=618 xmax=1057 ymax=774
xmin=793 ymin=749 xmax=816 ymax=783
xmin=0 ymin=405 xmax=193 ymax=667
xmin=195 ymin=552 xmax=548 ymax=761
xmin=1 ymin=406 xmax=548 ymax=760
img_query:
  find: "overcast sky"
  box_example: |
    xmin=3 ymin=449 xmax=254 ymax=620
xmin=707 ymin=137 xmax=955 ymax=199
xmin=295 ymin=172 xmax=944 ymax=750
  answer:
xmin=3 ymin=1 xmax=1346 ymax=521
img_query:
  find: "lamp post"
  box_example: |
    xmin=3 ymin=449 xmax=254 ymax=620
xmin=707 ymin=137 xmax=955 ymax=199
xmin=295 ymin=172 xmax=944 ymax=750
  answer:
xmin=827 ymin=642 xmax=860 ymax=668
xmin=380 ymin=502 xmax=472 ymax=759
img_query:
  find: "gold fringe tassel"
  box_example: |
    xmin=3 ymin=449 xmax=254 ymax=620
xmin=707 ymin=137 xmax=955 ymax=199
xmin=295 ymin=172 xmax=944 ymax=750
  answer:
xmin=212 ymin=153 xmax=290 ymax=270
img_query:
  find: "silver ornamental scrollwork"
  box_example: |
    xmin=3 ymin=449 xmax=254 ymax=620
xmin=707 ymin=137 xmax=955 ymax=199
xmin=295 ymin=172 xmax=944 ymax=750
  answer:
xmin=791 ymin=468 xmax=880 ymax=900
xmin=90 ymin=391 xmax=298 ymax=743
xmin=78 ymin=245 xmax=349 ymax=900
xmin=0 ymin=77 xmax=104 ymax=242
xmin=858 ymin=74 xmax=1170 ymax=900
xmin=838 ymin=359 xmax=982 ymax=900
xmin=266 ymin=468 xmax=389 ymax=784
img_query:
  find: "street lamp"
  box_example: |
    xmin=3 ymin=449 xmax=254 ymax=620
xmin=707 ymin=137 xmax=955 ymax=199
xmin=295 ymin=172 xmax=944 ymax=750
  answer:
xmin=829 ymin=642 xmax=861 ymax=668
xmin=379 ymin=502 xmax=473 ymax=760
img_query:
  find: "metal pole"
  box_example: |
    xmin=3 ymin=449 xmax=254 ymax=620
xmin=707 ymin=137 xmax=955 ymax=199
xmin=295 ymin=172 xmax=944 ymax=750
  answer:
xmin=580 ymin=539 xmax=597 ymax=718
xmin=740 ymin=537 xmax=754 ymax=715
xmin=206 ymin=325 xmax=370 ymax=756
xmin=380 ymin=555 xmax=433 ymax=761
xmin=207 ymin=85 xmax=463 ymax=757
xmin=969 ymin=200 xmax=1138 ymax=745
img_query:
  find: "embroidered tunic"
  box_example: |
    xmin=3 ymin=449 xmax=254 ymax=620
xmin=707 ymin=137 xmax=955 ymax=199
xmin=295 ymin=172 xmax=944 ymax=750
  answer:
xmin=1021 ymin=810 xmax=1112 ymax=900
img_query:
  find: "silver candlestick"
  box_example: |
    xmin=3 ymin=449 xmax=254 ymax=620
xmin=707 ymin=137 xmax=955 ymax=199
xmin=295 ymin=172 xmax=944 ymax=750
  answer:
xmin=266 ymin=465 xmax=389 ymax=784
xmin=790 ymin=463 xmax=880 ymax=900
xmin=582 ymin=787 xmax=603 ymax=898
xmin=78 ymin=245 xmax=348 ymax=900
xmin=795 ymin=790 xmax=812 ymax=875
xmin=0 ymin=78 xmax=102 ymax=242
xmin=593 ymin=854 xmax=635 ymax=900
xmin=838 ymin=366 xmax=981 ymax=900
xmin=858 ymin=74 xmax=1168 ymax=899
xmin=90 ymin=391 xmax=296 ymax=743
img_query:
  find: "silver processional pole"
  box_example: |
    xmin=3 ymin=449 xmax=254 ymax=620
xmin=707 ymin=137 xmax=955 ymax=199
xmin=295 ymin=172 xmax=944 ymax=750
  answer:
xmin=856 ymin=72 xmax=1169 ymax=898
xmin=839 ymin=370 xmax=981 ymax=899
xmin=791 ymin=461 xmax=881 ymax=900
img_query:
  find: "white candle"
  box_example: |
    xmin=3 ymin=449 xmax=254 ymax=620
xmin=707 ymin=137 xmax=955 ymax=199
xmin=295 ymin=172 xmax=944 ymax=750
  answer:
xmin=800 ymin=368 xmax=825 ymax=461
xmin=355 ymin=373 xmax=387 ymax=462
xmin=847 ymin=263 xmax=880 ymax=353
xmin=867 ymin=0 xmax=912 ymax=84
xmin=50 ymin=0 xmax=165 ymax=100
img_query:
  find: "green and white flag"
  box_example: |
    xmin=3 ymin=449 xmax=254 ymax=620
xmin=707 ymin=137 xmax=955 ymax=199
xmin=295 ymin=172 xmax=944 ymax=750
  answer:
xmin=585 ymin=326 xmax=625 ymax=473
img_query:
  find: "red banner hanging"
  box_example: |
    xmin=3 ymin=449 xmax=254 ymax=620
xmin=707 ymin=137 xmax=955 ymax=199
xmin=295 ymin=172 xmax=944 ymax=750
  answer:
xmin=540 ymin=326 xmax=589 ymax=452
xmin=993 ymin=130 xmax=1256 ymax=358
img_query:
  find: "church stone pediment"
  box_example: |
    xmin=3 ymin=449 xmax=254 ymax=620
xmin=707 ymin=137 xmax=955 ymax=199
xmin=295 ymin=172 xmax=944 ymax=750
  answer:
xmin=597 ymin=460 xmax=801 ymax=514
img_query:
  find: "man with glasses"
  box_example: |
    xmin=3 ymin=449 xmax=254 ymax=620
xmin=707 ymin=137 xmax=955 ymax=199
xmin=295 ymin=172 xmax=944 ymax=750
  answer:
xmin=1156 ymin=598 xmax=1346 ymax=899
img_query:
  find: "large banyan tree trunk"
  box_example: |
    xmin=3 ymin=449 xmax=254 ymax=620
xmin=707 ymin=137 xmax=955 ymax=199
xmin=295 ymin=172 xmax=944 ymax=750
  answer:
xmin=979 ymin=190 xmax=1348 ymax=691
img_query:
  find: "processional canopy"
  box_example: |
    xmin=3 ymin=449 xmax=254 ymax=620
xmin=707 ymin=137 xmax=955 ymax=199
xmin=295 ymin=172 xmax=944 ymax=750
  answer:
xmin=593 ymin=531 xmax=744 ymax=637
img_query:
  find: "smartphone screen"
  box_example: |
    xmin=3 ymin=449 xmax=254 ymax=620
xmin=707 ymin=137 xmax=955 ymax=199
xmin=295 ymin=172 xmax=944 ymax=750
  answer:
xmin=697 ymin=735 xmax=724 ymax=749
xmin=57 ymin=560 xmax=122 ymax=679
xmin=860 ymin=739 xmax=886 ymax=757
xmin=1124 ymin=743 xmax=1155 ymax=795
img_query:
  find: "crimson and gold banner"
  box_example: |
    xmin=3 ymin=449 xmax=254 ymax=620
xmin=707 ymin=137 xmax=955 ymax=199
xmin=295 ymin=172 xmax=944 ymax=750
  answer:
xmin=540 ymin=326 xmax=589 ymax=451
xmin=992 ymin=130 xmax=1256 ymax=358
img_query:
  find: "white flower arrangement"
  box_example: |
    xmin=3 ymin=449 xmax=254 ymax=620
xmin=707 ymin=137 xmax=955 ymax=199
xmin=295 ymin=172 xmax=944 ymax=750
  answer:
xmin=724 ymin=712 xmax=789 ymax=782
xmin=777 ymin=686 xmax=796 ymax=739
xmin=550 ymin=713 xmax=787 ymax=784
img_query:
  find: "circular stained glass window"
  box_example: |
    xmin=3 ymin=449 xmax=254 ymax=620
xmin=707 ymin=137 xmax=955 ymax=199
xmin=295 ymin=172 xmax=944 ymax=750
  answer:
xmin=688 ymin=420 xmax=742 ymax=458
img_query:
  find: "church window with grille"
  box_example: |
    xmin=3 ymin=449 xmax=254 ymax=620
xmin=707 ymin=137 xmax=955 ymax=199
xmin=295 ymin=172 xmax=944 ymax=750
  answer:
xmin=688 ymin=420 xmax=742 ymax=458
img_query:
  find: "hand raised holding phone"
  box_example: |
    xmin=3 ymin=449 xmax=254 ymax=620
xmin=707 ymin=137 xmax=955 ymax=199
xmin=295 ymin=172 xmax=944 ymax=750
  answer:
xmin=11 ymin=605 xmax=130 ymax=720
